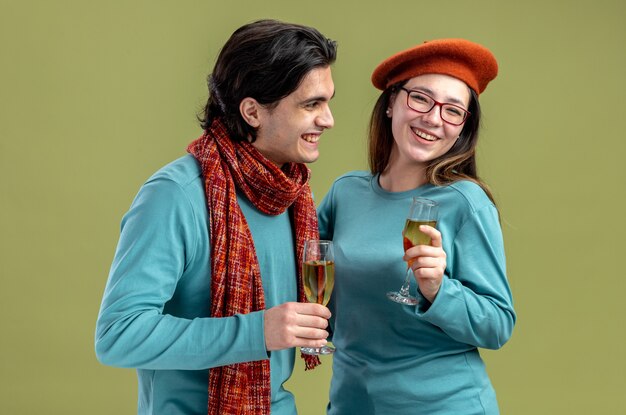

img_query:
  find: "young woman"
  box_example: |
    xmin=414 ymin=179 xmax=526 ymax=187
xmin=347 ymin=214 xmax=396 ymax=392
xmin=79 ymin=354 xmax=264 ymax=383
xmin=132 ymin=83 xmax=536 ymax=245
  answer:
xmin=318 ymin=39 xmax=516 ymax=414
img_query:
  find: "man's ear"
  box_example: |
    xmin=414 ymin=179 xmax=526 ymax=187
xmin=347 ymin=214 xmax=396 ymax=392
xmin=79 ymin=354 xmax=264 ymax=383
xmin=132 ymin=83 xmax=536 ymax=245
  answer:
xmin=240 ymin=97 xmax=261 ymax=128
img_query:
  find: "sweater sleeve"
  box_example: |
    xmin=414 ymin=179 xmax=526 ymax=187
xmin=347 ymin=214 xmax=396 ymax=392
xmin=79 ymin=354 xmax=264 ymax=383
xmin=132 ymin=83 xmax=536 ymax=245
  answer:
xmin=415 ymin=204 xmax=516 ymax=350
xmin=317 ymin=185 xmax=335 ymax=241
xmin=317 ymin=186 xmax=336 ymax=338
xmin=94 ymin=178 xmax=269 ymax=370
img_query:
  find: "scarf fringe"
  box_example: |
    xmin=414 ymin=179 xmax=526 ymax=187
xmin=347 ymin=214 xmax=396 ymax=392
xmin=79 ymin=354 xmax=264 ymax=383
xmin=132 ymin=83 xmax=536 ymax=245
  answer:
xmin=303 ymin=353 xmax=322 ymax=371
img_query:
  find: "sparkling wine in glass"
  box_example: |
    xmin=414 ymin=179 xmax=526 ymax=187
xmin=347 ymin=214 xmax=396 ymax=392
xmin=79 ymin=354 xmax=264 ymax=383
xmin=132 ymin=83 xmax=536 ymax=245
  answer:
xmin=387 ymin=197 xmax=439 ymax=305
xmin=301 ymin=240 xmax=335 ymax=356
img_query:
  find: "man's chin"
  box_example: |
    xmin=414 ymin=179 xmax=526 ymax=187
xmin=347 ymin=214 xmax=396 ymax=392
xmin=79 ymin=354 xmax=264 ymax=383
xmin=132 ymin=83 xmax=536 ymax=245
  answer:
xmin=301 ymin=154 xmax=320 ymax=165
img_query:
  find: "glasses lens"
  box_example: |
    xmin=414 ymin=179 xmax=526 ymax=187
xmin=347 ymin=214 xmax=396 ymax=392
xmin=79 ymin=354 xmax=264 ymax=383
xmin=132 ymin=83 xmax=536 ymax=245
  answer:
xmin=441 ymin=105 xmax=467 ymax=125
xmin=407 ymin=91 xmax=434 ymax=113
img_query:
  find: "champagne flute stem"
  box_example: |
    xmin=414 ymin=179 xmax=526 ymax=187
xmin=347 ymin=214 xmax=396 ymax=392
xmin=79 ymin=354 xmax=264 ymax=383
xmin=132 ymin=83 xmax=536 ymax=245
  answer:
xmin=399 ymin=267 xmax=413 ymax=297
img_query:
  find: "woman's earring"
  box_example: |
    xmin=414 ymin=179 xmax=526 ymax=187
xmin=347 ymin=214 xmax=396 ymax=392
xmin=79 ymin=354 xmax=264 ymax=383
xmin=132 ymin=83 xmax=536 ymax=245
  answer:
xmin=386 ymin=108 xmax=391 ymax=117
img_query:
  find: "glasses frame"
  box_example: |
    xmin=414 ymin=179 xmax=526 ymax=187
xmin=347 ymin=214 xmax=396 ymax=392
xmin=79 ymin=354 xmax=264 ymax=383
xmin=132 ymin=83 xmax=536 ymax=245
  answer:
xmin=399 ymin=87 xmax=470 ymax=126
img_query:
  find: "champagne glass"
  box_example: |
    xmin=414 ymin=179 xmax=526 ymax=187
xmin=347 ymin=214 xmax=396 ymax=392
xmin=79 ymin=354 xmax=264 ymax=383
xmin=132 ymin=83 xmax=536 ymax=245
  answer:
xmin=301 ymin=240 xmax=335 ymax=355
xmin=387 ymin=197 xmax=439 ymax=305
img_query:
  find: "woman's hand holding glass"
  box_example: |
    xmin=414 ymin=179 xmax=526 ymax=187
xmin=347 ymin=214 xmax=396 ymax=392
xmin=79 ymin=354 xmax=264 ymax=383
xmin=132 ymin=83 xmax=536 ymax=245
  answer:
xmin=388 ymin=197 xmax=439 ymax=305
xmin=403 ymin=225 xmax=447 ymax=303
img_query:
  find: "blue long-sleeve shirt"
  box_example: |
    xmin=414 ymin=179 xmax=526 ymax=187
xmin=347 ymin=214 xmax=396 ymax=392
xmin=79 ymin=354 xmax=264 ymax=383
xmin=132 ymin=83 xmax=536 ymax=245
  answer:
xmin=95 ymin=154 xmax=299 ymax=414
xmin=318 ymin=171 xmax=516 ymax=415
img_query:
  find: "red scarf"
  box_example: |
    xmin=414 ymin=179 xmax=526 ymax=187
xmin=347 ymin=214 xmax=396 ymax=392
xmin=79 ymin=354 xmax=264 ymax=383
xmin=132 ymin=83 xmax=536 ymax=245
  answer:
xmin=187 ymin=119 xmax=321 ymax=415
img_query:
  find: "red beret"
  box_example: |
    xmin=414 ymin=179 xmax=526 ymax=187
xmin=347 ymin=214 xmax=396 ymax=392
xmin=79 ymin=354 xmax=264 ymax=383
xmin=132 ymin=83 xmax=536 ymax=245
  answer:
xmin=371 ymin=38 xmax=498 ymax=94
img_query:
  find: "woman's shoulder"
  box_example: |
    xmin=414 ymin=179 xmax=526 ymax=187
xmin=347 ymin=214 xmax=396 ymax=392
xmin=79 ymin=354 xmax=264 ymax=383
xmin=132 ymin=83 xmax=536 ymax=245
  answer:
xmin=327 ymin=170 xmax=373 ymax=191
xmin=333 ymin=170 xmax=373 ymax=182
xmin=319 ymin=170 xmax=374 ymax=206
xmin=443 ymin=180 xmax=495 ymax=213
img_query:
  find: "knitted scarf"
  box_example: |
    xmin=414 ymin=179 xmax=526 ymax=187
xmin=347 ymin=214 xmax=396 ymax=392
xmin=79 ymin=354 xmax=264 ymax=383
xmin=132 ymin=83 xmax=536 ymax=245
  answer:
xmin=187 ymin=118 xmax=321 ymax=415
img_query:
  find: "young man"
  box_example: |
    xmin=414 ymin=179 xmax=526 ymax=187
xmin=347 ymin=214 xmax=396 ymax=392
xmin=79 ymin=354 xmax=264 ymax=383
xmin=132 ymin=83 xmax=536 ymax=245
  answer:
xmin=95 ymin=20 xmax=337 ymax=415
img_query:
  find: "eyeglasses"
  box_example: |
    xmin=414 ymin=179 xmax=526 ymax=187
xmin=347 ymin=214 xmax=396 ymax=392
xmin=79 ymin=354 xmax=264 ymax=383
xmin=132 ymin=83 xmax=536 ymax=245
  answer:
xmin=399 ymin=87 xmax=470 ymax=126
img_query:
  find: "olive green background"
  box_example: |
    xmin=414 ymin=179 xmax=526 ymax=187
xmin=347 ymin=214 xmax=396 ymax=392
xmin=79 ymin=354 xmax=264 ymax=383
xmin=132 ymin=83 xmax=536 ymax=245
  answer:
xmin=1 ymin=0 xmax=624 ymax=413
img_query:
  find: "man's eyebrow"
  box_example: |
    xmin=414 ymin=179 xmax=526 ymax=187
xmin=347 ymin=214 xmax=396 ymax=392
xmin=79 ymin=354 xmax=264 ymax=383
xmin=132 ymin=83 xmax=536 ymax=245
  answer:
xmin=301 ymin=90 xmax=336 ymax=104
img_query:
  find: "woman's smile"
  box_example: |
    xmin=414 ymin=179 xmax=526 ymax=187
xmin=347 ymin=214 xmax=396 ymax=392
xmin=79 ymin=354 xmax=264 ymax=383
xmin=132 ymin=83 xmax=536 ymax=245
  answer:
xmin=411 ymin=127 xmax=439 ymax=142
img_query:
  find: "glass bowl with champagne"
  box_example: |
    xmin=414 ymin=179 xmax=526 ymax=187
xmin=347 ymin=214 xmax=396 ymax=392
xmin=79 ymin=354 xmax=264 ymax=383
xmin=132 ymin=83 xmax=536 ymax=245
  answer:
xmin=387 ymin=197 xmax=439 ymax=305
xmin=301 ymin=239 xmax=335 ymax=355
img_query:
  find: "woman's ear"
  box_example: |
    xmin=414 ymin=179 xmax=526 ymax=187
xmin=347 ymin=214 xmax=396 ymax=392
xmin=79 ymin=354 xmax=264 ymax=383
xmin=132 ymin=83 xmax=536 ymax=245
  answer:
xmin=387 ymin=93 xmax=398 ymax=118
xmin=239 ymin=97 xmax=261 ymax=128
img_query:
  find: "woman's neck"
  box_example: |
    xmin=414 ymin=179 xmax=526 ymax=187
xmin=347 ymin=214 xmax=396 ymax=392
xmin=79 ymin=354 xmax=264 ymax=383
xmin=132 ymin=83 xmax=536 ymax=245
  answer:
xmin=378 ymin=160 xmax=428 ymax=192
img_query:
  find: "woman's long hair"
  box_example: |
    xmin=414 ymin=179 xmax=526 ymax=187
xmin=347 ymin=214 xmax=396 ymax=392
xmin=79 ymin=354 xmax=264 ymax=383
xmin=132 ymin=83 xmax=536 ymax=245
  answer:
xmin=368 ymin=81 xmax=496 ymax=205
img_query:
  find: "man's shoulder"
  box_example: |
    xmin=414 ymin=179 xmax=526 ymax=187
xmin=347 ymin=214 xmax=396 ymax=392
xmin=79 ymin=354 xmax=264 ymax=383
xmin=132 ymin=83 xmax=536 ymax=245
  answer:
xmin=129 ymin=154 xmax=207 ymax=224
xmin=148 ymin=154 xmax=203 ymax=189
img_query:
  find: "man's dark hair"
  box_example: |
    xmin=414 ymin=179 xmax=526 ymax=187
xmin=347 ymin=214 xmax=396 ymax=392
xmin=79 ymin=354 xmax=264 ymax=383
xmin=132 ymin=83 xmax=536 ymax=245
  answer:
xmin=199 ymin=19 xmax=337 ymax=141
